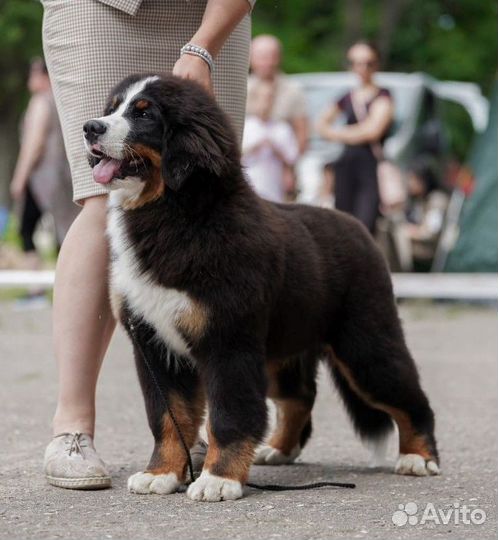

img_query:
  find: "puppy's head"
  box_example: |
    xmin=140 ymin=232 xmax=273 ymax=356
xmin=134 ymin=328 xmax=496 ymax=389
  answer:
xmin=83 ymin=74 xmax=238 ymax=209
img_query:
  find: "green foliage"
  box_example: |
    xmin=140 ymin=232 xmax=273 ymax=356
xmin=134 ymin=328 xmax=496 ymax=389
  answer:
xmin=1 ymin=0 xmax=495 ymax=101
xmin=253 ymin=0 xmax=497 ymax=91
xmin=2 ymin=211 xmax=22 ymax=249
xmin=387 ymin=0 xmax=497 ymax=90
xmin=439 ymin=100 xmax=475 ymax=162
xmin=0 ymin=0 xmax=44 ymax=113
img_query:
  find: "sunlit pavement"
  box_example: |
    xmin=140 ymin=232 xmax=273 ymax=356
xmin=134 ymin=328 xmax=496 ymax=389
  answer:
xmin=1 ymin=302 xmax=496 ymax=539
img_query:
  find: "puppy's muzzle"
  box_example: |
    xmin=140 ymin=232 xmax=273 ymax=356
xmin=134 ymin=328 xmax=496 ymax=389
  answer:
xmin=83 ymin=119 xmax=107 ymax=144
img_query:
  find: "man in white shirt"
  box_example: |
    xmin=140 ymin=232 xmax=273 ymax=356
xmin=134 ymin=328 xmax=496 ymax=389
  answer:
xmin=243 ymin=81 xmax=299 ymax=202
xmin=247 ymin=35 xmax=308 ymax=197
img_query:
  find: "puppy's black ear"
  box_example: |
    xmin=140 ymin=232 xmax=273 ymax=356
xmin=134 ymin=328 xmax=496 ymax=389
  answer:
xmin=161 ymin=124 xmax=230 ymax=192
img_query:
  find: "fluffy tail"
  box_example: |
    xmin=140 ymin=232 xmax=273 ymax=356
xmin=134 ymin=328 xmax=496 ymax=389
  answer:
xmin=328 ymin=363 xmax=393 ymax=444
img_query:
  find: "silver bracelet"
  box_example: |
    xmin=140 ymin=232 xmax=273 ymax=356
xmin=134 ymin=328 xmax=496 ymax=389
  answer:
xmin=180 ymin=43 xmax=214 ymax=72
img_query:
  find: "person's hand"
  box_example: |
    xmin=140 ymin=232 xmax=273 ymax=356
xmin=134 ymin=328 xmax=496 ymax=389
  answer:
xmin=282 ymin=164 xmax=296 ymax=195
xmin=173 ymin=54 xmax=213 ymax=95
xmin=10 ymin=178 xmax=26 ymax=201
xmin=405 ymin=222 xmax=424 ymax=240
xmin=268 ymin=140 xmax=291 ymax=166
xmin=323 ymin=128 xmax=339 ymax=142
xmin=260 ymin=137 xmax=274 ymax=149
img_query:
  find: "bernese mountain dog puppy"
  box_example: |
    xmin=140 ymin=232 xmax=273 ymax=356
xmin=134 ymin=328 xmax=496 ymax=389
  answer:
xmin=83 ymin=74 xmax=439 ymax=502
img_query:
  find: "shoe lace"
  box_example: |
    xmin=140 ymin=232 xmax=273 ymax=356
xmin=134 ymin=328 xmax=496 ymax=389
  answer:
xmin=55 ymin=432 xmax=89 ymax=457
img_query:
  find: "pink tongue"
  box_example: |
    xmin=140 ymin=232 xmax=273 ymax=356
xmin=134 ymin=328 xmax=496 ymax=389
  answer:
xmin=93 ymin=158 xmax=122 ymax=184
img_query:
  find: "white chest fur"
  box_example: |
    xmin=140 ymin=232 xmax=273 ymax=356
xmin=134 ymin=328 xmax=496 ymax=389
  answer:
xmin=107 ymin=200 xmax=192 ymax=358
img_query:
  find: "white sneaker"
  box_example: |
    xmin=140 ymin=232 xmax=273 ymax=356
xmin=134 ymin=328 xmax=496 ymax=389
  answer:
xmin=44 ymin=432 xmax=111 ymax=489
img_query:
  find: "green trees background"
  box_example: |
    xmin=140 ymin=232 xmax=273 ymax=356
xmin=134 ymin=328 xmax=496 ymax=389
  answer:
xmin=253 ymin=0 xmax=496 ymax=91
xmin=0 ymin=0 xmax=44 ymax=202
xmin=0 ymin=0 xmax=496 ymax=202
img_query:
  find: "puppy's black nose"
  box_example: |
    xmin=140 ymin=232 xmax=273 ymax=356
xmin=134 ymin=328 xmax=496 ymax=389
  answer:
xmin=83 ymin=120 xmax=107 ymax=143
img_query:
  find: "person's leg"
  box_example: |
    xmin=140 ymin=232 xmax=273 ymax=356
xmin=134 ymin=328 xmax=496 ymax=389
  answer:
xmin=333 ymin=158 xmax=356 ymax=215
xmin=44 ymin=194 xmax=114 ymax=489
xmin=352 ymin=156 xmax=380 ymax=234
xmin=18 ymin=186 xmax=46 ymax=302
xmin=20 ymin=185 xmax=43 ymax=263
xmin=41 ymin=0 xmax=250 ymax=488
xmin=52 ymin=195 xmax=115 ymax=436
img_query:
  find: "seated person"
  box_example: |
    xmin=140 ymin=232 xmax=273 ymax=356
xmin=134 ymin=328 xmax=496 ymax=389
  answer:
xmin=386 ymin=158 xmax=449 ymax=271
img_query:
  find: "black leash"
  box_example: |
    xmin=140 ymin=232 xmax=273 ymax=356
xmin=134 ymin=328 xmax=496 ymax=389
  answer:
xmin=125 ymin=317 xmax=356 ymax=492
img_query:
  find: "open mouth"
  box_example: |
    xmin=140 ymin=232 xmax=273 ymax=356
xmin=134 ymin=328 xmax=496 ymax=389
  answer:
xmin=91 ymin=150 xmax=151 ymax=185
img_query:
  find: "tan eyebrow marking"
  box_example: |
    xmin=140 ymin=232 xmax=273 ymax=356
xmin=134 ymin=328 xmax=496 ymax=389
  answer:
xmin=135 ymin=99 xmax=150 ymax=110
xmin=111 ymin=95 xmax=120 ymax=109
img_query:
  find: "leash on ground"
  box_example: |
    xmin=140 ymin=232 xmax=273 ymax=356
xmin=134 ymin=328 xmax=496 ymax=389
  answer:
xmin=125 ymin=317 xmax=356 ymax=492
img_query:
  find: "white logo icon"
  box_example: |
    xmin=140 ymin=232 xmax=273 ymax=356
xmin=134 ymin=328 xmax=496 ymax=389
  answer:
xmin=392 ymin=501 xmax=486 ymax=527
xmin=392 ymin=502 xmax=418 ymax=526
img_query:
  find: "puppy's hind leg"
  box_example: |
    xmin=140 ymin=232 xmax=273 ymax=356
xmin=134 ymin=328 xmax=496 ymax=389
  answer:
xmin=255 ymin=352 xmax=318 ymax=465
xmin=328 ymin=287 xmax=440 ymax=476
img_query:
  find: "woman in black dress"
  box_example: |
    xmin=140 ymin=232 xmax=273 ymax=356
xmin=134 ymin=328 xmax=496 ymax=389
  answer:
xmin=317 ymin=41 xmax=394 ymax=233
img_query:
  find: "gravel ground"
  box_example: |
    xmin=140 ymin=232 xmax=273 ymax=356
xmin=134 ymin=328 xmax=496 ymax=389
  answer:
xmin=0 ymin=301 xmax=496 ymax=540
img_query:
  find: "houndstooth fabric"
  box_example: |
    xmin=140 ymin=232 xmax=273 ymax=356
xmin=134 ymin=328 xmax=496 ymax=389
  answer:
xmin=96 ymin=0 xmax=256 ymax=16
xmin=41 ymin=0 xmax=252 ymax=203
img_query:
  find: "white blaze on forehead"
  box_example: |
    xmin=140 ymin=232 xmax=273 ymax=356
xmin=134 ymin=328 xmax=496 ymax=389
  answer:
xmin=110 ymin=75 xmax=160 ymax=118
xmin=90 ymin=76 xmax=160 ymax=159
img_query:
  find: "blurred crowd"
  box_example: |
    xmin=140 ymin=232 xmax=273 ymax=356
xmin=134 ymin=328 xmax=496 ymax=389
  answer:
xmin=1 ymin=58 xmax=77 ymax=276
xmin=1 ymin=36 xmax=456 ymax=279
xmin=242 ymin=35 xmax=450 ymax=271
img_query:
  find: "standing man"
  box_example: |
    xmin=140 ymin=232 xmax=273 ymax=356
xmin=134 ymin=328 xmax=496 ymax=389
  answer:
xmin=247 ymin=34 xmax=308 ymax=198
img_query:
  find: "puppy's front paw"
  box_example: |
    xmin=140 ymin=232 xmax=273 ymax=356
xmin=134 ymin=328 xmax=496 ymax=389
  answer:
xmin=395 ymin=454 xmax=440 ymax=476
xmin=127 ymin=471 xmax=180 ymax=494
xmin=254 ymin=444 xmax=300 ymax=465
xmin=186 ymin=471 xmax=243 ymax=502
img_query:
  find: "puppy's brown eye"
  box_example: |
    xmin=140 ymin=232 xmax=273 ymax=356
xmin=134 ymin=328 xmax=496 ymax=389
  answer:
xmin=136 ymin=109 xmax=151 ymax=119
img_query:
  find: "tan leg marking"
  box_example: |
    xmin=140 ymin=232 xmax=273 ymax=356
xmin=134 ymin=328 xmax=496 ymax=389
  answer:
xmin=264 ymin=361 xmax=312 ymax=455
xmin=147 ymin=391 xmax=205 ymax=480
xmin=269 ymin=399 xmax=311 ymax=455
xmin=203 ymin=422 xmax=256 ymax=484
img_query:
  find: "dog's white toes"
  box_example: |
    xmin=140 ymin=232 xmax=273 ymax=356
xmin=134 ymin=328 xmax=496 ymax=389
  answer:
xmin=127 ymin=471 xmax=180 ymax=494
xmin=186 ymin=471 xmax=242 ymax=502
xmin=426 ymin=460 xmax=441 ymax=475
xmin=395 ymin=454 xmax=440 ymax=476
xmin=254 ymin=444 xmax=300 ymax=465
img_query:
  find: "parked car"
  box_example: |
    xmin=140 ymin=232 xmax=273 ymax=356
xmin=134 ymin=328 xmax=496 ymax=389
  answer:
xmin=288 ymin=71 xmax=489 ymax=205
